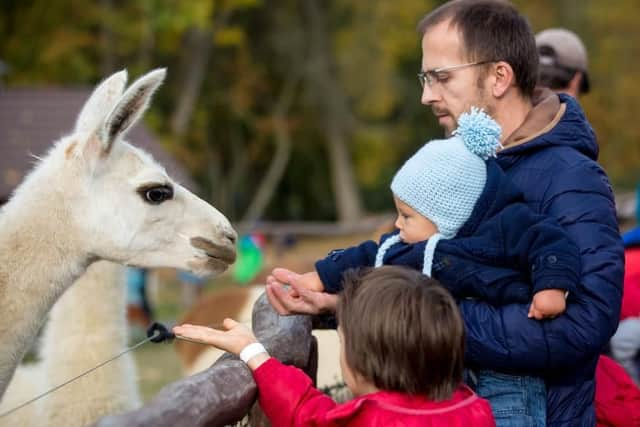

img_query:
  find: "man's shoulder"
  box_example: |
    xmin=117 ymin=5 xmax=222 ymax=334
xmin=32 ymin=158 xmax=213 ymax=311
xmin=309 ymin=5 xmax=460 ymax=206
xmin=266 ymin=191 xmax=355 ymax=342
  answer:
xmin=500 ymin=95 xmax=598 ymax=170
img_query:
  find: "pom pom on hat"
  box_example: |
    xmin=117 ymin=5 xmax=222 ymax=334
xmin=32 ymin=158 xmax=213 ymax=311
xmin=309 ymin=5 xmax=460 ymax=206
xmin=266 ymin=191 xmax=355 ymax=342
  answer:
xmin=453 ymin=107 xmax=502 ymax=160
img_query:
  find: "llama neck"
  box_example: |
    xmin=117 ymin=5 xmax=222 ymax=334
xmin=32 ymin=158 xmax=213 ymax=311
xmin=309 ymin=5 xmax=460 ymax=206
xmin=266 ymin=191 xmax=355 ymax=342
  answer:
xmin=43 ymin=261 xmax=130 ymax=357
xmin=39 ymin=260 xmax=141 ymax=422
xmin=0 ymin=196 xmax=89 ymax=399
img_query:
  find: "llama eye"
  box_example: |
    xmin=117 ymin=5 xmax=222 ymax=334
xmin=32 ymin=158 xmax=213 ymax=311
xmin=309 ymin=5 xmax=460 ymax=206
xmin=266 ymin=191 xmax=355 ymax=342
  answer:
xmin=139 ymin=185 xmax=173 ymax=205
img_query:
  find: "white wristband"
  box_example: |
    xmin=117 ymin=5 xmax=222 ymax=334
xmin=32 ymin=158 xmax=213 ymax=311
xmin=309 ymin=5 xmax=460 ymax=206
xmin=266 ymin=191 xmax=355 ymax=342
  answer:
xmin=239 ymin=342 xmax=268 ymax=364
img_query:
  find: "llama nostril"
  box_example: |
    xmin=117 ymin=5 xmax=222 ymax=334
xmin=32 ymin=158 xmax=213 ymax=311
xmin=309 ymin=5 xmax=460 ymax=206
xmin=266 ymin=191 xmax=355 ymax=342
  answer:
xmin=225 ymin=229 xmax=237 ymax=246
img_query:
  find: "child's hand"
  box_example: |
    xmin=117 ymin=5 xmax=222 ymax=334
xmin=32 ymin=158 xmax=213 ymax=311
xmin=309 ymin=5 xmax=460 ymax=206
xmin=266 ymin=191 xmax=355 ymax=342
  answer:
xmin=172 ymin=318 xmax=257 ymax=355
xmin=267 ymin=268 xmax=325 ymax=293
xmin=528 ymin=289 xmax=567 ymax=320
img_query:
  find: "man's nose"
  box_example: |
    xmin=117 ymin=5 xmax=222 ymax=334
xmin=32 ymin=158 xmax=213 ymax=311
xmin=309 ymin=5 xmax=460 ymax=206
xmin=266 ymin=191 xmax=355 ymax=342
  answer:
xmin=421 ymin=84 xmax=439 ymax=105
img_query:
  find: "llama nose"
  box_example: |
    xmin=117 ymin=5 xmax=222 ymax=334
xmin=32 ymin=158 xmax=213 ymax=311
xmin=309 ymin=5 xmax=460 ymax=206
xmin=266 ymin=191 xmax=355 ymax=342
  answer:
xmin=223 ymin=228 xmax=237 ymax=246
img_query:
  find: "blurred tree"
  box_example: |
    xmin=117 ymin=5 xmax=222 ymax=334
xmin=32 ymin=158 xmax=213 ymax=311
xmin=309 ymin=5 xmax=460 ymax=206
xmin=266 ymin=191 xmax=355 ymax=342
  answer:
xmin=1 ymin=0 xmax=639 ymax=221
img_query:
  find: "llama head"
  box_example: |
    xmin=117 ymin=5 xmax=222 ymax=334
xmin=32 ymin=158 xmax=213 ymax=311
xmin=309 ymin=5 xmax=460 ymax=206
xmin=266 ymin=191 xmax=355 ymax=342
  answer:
xmin=41 ymin=69 xmax=236 ymax=276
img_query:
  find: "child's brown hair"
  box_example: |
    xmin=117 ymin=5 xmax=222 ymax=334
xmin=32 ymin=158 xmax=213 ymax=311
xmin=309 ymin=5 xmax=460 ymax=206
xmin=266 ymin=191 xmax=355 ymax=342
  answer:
xmin=336 ymin=265 xmax=465 ymax=400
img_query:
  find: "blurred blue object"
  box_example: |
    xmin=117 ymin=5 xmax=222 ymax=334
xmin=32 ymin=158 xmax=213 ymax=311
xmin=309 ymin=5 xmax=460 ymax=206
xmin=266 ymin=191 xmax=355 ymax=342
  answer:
xmin=126 ymin=267 xmax=148 ymax=306
xmin=177 ymin=269 xmax=206 ymax=286
xmin=623 ymin=227 xmax=640 ymax=248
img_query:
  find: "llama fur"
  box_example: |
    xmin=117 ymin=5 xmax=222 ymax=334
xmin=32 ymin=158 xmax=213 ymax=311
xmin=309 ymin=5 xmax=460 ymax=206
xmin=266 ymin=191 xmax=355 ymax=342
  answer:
xmin=0 ymin=261 xmax=140 ymax=426
xmin=0 ymin=68 xmax=237 ymax=400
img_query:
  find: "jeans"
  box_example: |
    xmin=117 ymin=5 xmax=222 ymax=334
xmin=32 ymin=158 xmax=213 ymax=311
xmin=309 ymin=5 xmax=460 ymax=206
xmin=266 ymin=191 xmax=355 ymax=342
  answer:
xmin=468 ymin=370 xmax=546 ymax=427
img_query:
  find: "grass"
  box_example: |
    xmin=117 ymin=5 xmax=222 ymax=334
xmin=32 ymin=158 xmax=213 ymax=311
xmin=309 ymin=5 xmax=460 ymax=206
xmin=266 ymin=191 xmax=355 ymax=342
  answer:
xmin=133 ymin=341 xmax=183 ymax=401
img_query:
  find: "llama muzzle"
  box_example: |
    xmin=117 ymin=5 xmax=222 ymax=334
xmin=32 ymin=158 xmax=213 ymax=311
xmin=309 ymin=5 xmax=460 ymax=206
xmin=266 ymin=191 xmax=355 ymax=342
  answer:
xmin=190 ymin=237 xmax=237 ymax=265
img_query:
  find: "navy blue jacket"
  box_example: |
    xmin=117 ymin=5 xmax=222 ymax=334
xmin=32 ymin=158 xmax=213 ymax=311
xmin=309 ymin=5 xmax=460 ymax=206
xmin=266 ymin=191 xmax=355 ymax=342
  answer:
xmin=317 ymin=94 xmax=624 ymax=426
xmin=465 ymin=94 xmax=623 ymax=426
xmin=316 ymin=160 xmax=581 ymax=306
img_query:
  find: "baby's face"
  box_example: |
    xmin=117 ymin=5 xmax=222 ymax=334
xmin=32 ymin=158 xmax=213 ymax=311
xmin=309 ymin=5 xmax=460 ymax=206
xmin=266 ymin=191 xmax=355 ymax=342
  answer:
xmin=393 ymin=197 xmax=438 ymax=243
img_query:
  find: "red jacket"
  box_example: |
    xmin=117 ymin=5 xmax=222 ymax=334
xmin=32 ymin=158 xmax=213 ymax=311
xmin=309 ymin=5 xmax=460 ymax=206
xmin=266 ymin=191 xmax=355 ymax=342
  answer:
xmin=595 ymin=355 xmax=640 ymax=427
xmin=253 ymin=357 xmax=495 ymax=427
xmin=622 ymin=247 xmax=640 ymax=320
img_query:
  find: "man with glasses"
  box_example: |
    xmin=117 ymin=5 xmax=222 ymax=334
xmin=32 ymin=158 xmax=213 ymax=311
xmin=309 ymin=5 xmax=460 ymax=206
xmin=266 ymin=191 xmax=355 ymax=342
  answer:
xmin=267 ymin=1 xmax=623 ymax=426
xmin=416 ymin=2 xmax=621 ymax=426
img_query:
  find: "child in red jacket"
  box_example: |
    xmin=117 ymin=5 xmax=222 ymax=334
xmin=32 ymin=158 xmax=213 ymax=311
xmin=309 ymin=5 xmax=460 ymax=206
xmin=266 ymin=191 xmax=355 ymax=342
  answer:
xmin=173 ymin=266 xmax=495 ymax=426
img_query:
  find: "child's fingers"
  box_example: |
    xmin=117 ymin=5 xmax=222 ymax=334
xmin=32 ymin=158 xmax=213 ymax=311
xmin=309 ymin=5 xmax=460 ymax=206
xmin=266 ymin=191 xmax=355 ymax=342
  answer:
xmin=222 ymin=318 xmax=239 ymax=330
xmin=265 ymin=283 xmax=290 ymax=314
xmin=173 ymin=327 xmax=215 ymax=343
xmin=271 ymin=268 xmax=289 ymax=283
xmin=529 ymin=308 xmax=545 ymax=320
xmin=288 ymin=278 xmax=312 ymax=298
xmin=266 ymin=275 xmax=279 ymax=286
xmin=272 ymin=267 xmax=299 ymax=285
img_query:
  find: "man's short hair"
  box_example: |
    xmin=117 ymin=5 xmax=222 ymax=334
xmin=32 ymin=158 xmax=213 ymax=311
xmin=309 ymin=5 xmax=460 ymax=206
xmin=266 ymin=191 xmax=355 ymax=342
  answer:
xmin=336 ymin=266 xmax=465 ymax=400
xmin=417 ymin=0 xmax=538 ymax=99
xmin=536 ymin=28 xmax=590 ymax=94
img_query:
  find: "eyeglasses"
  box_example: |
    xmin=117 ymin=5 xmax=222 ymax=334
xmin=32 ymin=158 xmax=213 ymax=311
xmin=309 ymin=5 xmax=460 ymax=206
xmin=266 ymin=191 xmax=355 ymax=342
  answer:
xmin=418 ymin=60 xmax=494 ymax=88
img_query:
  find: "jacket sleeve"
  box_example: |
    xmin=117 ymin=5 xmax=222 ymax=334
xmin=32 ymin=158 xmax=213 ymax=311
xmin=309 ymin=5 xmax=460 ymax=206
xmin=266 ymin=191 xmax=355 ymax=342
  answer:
xmin=460 ymin=165 xmax=624 ymax=373
xmin=315 ymin=232 xmax=427 ymax=293
xmin=498 ymin=204 xmax=581 ymax=296
xmin=432 ymin=204 xmax=580 ymax=305
xmin=314 ymin=240 xmax=380 ymax=293
xmin=432 ymin=250 xmax=533 ymax=304
xmin=254 ymin=357 xmax=338 ymax=427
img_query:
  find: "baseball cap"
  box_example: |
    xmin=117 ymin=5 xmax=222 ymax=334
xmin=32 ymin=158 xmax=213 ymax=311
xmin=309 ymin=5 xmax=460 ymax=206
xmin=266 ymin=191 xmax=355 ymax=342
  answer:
xmin=536 ymin=28 xmax=590 ymax=93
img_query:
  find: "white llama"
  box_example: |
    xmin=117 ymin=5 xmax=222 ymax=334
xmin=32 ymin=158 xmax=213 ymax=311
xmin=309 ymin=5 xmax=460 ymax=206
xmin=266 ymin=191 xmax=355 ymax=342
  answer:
xmin=0 ymin=68 xmax=237 ymax=401
xmin=0 ymin=261 xmax=140 ymax=426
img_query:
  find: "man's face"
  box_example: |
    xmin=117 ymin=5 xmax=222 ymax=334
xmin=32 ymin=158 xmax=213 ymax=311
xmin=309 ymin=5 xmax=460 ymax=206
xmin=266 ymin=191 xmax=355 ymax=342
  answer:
xmin=420 ymin=20 xmax=494 ymax=136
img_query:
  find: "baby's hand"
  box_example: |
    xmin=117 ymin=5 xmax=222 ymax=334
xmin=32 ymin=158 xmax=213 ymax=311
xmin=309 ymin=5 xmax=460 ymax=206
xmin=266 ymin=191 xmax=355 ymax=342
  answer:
xmin=267 ymin=268 xmax=325 ymax=293
xmin=172 ymin=318 xmax=256 ymax=355
xmin=528 ymin=289 xmax=567 ymax=320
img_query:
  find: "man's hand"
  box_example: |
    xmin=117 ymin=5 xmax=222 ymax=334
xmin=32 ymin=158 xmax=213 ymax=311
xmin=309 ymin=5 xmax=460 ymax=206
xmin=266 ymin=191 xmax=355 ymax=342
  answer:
xmin=528 ymin=288 xmax=567 ymax=320
xmin=265 ymin=269 xmax=338 ymax=316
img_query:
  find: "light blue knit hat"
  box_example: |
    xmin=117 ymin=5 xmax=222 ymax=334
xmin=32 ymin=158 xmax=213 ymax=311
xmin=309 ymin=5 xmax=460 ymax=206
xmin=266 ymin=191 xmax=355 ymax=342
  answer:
xmin=377 ymin=108 xmax=501 ymax=275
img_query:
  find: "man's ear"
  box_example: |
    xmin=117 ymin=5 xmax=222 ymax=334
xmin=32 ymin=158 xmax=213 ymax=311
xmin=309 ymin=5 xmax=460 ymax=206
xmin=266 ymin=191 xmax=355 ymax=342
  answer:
xmin=492 ymin=61 xmax=515 ymax=98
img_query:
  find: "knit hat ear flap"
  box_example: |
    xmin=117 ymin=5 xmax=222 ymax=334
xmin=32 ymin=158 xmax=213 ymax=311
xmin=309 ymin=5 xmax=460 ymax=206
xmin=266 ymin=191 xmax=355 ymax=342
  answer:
xmin=374 ymin=234 xmax=402 ymax=267
xmin=422 ymin=233 xmax=443 ymax=276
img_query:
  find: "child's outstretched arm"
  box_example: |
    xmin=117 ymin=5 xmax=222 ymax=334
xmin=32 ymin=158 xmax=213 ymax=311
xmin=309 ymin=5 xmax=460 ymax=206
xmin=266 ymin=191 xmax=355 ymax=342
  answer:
xmin=315 ymin=232 xmax=428 ymax=293
xmin=173 ymin=321 xmax=340 ymax=426
xmin=173 ymin=319 xmax=269 ymax=370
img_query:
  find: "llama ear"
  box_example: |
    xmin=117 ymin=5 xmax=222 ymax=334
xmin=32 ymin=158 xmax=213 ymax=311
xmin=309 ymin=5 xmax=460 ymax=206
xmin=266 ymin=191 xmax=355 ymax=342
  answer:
xmin=75 ymin=70 xmax=128 ymax=134
xmin=99 ymin=68 xmax=166 ymax=153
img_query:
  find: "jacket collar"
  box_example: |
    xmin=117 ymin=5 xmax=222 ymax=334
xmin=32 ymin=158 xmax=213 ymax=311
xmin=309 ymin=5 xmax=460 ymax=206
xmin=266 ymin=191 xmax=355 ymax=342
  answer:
xmin=327 ymin=385 xmax=479 ymax=420
xmin=502 ymin=87 xmax=564 ymax=149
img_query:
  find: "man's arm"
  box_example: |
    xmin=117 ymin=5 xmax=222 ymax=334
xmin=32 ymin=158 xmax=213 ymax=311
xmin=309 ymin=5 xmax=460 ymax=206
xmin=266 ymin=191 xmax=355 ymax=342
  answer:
xmin=461 ymin=167 xmax=623 ymax=372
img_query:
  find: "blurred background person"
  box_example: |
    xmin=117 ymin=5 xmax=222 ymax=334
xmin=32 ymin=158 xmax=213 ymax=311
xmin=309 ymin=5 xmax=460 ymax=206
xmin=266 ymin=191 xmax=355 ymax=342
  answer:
xmin=536 ymin=28 xmax=590 ymax=99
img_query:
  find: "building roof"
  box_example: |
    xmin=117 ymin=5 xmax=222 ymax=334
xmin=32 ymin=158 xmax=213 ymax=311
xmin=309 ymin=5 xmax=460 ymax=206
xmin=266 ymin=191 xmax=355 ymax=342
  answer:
xmin=0 ymin=87 xmax=197 ymax=201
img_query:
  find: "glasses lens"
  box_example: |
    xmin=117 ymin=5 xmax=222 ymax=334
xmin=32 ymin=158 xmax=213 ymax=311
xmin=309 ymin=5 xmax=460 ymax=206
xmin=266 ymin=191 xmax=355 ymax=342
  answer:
xmin=418 ymin=72 xmax=426 ymax=88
